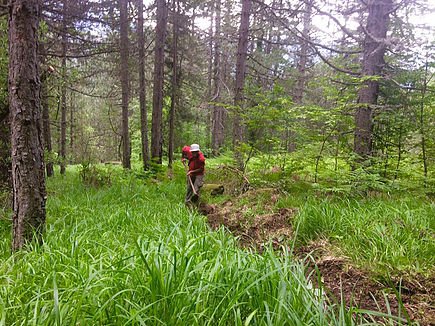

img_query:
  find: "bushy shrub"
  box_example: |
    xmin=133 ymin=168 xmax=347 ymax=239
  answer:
xmin=79 ymin=163 xmax=112 ymax=187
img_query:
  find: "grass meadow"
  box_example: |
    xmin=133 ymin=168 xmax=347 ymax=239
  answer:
xmin=0 ymin=161 xmax=433 ymax=325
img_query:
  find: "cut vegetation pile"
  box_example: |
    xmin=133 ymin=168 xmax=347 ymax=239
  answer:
xmin=200 ymin=189 xmax=296 ymax=250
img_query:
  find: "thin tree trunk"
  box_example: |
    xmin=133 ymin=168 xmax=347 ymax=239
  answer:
xmin=60 ymin=7 xmax=67 ymax=174
xmin=382 ymin=127 xmax=389 ymax=178
xmin=314 ymin=128 xmax=335 ymax=183
xmin=264 ymin=0 xmax=275 ymax=56
xmin=394 ymin=126 xmax=402 ymax=181
xmin=41 ymin=69 xmax=54 ymax=177
xmin=286 ymin=0 xmax=312 ymax=153
xmin=207 ymin=7 xmax=214 ymax=148
xmin=354 ymin=0 xmax=393 ymax=160
xmin=168 ymin=0 xmax=178 ymax=168
xmin=212 ymin=0 xmax=224 ymax=155
xmin=420 ymin=61 xmax=429 ymax=186
xmin=233 ymin=0 xmax=251 ymax=169
xmin=138 ymin=0 xmax=149 ymax=170
xmin=191 ymin=7 xmax=195 ymax=36
xmin=334 ymin=133 xmax=340 ymax=185
xmin=151 ymin=0 xmax=168 ymax=164
xmin=120 ymin=0 xmax=131 ymax=169
xmin=69 ymin=91 xmax=74 ymax=155
xmin=56 ymin=89 xmax=61 ymax=158
xmin=293 ymin=0 xmax=312 ymax=104
xmin=9 ymin=0 xmax=46 ymax=250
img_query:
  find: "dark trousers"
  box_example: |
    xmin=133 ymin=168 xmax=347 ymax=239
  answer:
xmin=186 ymin=174 xmax=204 ymax=204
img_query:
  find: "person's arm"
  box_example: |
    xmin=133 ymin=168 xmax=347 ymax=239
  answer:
xmin=187 ymin=168 xmax=201 ymax=175
xmin=187 ymin=161 xmax=204 ymax=175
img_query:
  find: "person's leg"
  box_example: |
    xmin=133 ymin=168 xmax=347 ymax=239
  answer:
xmin=185 ymin=175 xmax=194 ymax=204
xmin=191 ymin=175 xmax=204 ymax=204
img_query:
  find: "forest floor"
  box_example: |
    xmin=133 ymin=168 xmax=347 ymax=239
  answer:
xmin=198 ymin=187 xmax=435 ymax=325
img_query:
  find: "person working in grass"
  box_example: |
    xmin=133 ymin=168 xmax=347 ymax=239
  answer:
xmin=185 ymin=143 xmax=205 ymax=206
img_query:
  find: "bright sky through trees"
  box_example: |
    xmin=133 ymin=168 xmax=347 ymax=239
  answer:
xmin=192 ymin=0 xmax=435 ymax=44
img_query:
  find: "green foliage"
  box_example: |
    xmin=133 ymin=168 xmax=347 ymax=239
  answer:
xmin=0 ymin=167 xmax=408 ymax=325
xmin=44 ymin=149 xmax=60 ymax=166
xmin=242 ymin=85 xmax=292 ymax=151
xmin=288 ymin=195 xmax=435 ymax=276
xmin=79 ymin=163 xmax=112 ymax=187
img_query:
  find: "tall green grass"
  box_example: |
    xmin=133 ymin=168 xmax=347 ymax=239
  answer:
xmin=277 ymin=194 xmax=435 ymax=276
xmin=0 ymin=166 xmax=406 ymax=325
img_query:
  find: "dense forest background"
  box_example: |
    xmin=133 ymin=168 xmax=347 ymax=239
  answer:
xmin=1 ymin=1 xmax=435 ymax=324
xmin=1 ymin=0 xmax=434 ymax=191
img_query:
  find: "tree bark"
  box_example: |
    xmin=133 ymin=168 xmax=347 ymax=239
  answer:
xmin=60 ymin=0 xmax=67 ymax=174
xmin=354 ymin=0 xmax=392 ymax=159
xmin=293 ymin=0 xmax=312 ymax=104
xmin=168 ymin=0 xmax=178 ymax=168
xmin=40 ymin=68 xmax=54 ymax=177
xmin=69 ymin=91 xmax=74 ymax=156
xmin=137 ymin=0 xmax=149 ymax=170
xmin=60 ymin=55 xmax=66 ymax=174
xmin=211 ymin=0 xmax=225 ymax=155
xmin=120 ymin=0 xmax=131 ymax=169
xmin=206 ymin=7 xmax=213 ymax=149
xmin=233 ymin=0 xmax=251 ymax=167
xmin=420 ymin=61 xmax=429 ymax=186
xmin=151 ymin=0 xmax=167 ymax=164
xmin=9 ymin=0 xmax=46 ymax=251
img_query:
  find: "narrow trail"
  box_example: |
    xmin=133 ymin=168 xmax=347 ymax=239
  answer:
xmin=198 ymin=187 xmax=435 ymax=325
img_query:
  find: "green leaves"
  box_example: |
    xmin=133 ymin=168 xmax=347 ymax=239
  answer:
xmin=0 ymin=165 xmax=412 ymax=325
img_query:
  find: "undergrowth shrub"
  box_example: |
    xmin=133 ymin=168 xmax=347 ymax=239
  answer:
xmin=79 ymin=163 xmax=112 ymax=187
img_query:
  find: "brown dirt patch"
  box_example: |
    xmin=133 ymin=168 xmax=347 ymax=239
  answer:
xmin=299 ymin=240 xmax=434 ymax=325
xmin=200 ymin=196 xmax=434 ymax=325
xmin=200 ymin=200 xmax=296 ymax=250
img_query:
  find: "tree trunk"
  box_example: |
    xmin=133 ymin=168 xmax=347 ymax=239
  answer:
xmin=206 ymin=7 xmax=214 ymax=148
xmin=420 ymin=61 xmax=429 ymax=186
xmin=168 ymin=0 xmax=178 ymax=168
xmin=120 ymin=0 xmax=131 ymax=169
xmin=69 ymin=91 xmax=74 ymax=155
xmin=354 ymin=0 xmax=392 ymax=160
xmin=285 ymin=0 xmax=312 ymax=153
xmin=151 ymin=0 xmax=168 ymax=164
xmin=233 ymin=0 xmax=251 ymax=168
xmin=137 ymin=0 xmax=149 ymax=171
xmin=40 ymin=68 xmax=54 ymax=177
xmin=60 ymin=0 xmax=68 ymax=174
xmin=211 ymin=0 xmax=225 ymax=155
xmin=56 ymin=88 xmax=61 ymax=159
xmin=293 ymin=0 xmax=312 ymax=104
xmin=9 ymin=0 xmax=46 ymax=251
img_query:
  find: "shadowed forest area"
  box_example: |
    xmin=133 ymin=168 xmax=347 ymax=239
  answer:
xmin=0 ymin=0 xmax=434 ymax=324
